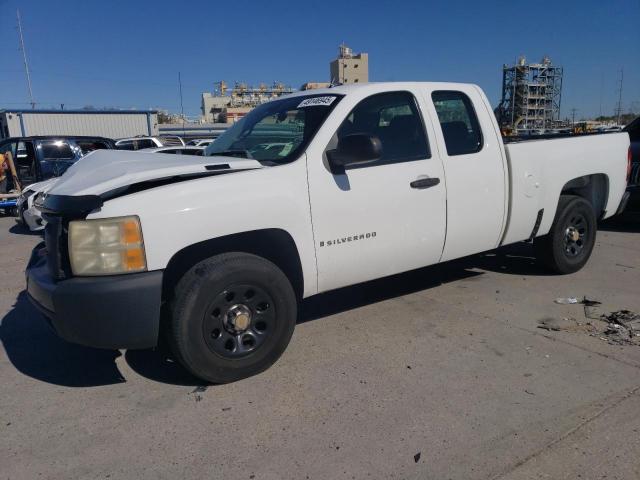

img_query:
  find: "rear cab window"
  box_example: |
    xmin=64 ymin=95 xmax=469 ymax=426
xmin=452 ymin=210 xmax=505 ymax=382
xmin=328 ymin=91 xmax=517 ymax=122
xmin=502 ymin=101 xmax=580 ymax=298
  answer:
xmin=431 ymin=91 xmax=483 ymax=156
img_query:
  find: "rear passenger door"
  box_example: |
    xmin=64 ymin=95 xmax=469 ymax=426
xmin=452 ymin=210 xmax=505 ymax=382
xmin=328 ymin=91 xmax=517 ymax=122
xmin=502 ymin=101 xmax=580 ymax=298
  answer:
xmin=425 ymin=88 xmax=507 ymax=261
xmin=307 ymin=89 xmax=447 ymax=292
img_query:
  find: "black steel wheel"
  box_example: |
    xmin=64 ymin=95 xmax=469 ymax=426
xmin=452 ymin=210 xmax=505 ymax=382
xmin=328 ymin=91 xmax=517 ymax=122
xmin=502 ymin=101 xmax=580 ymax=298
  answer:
xmin=203 ymin=284 xmax=276 ymax=358
xmin=535 ymin=195 xmax=597 ymax=274
xmin=563 ymin=213 xmax=588 ymax=257
xmin=170 ymin=252 xmax=297 ymax=384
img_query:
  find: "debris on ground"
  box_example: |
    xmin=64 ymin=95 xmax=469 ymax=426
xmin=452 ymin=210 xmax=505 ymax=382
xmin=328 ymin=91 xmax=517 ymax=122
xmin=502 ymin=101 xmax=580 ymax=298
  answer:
xmin=581 ymin=297 xmax=602 ymax=307
xmin=595 ymin=310 xmax=640 ymax=346
xmin=545 ymin=298 xmax=640 ymax=346
xmin=189 ymin=385 xmax=208 ymax=402
xmin=414 ymin=452 xmax=421 ymax=463
xmin=555 ymin=297 xmax=578 ymax=304
xmin=537 ymin=317 xmax=595 ymax=333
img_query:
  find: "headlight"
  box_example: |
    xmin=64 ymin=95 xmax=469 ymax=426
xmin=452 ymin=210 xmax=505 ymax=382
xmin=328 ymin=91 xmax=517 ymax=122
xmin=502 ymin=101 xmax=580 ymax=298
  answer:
xmin=19 ymin=189 xmax=35 ymax=203
xmin=68 ymin=216 xmax=147 ymax=276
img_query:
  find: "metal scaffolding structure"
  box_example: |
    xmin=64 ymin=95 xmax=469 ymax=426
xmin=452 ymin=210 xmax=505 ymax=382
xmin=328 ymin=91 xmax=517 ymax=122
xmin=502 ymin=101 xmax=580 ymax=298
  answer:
xmin=498 ymin=56 xmax=563 ymax=133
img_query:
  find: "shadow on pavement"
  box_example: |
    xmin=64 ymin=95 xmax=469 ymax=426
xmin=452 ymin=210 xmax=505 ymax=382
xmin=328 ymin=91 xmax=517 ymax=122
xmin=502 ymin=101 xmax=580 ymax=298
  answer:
xmin=472 ymin=242 xmax=553 ymax=277
xmin=8 ymin=223 xmax=43 ymax=237
xmin=599 ymin=211 xmax=640 ymax=233
xmin=125 ymin=349 xmax=206 ymax=387
xmin=1 ymin=241 xmax=555 ymax=387
xmin=0 ymin=292 xmax=124 ymax=387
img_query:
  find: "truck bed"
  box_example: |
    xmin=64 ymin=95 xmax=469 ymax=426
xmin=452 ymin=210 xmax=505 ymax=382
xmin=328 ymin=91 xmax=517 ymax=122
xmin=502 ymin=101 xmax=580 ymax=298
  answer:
xmin=501 ymin=132 xmax=629 ymax=246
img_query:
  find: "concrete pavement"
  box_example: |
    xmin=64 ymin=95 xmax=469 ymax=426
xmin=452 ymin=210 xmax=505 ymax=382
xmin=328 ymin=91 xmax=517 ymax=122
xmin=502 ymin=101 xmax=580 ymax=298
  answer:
xmin=1 ymin=215 xmax=639 ymax=479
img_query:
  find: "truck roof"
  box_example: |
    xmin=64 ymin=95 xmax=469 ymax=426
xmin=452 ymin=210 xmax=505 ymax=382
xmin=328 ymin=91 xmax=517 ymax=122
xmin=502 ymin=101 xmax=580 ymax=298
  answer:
xmin=290 ymin=81 xmax=481 ymax=98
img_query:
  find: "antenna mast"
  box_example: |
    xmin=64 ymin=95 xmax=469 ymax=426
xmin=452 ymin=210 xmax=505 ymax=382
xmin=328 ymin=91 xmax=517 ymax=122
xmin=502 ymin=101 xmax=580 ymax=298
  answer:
xmin=17 ymin=9 xmax=35 ymax=109
xmin=178 ymin=72 xmax=185 ymax=136
xmin=614 ymin=68 xmax=624 ymax=126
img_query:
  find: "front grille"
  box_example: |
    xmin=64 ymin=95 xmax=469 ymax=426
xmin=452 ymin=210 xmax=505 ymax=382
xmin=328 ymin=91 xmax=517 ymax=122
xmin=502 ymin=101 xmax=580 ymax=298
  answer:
xmin=43 ymin=215 xmax=70 ymax=281
xmin=631 ymin=163 xmax=640 ymax=187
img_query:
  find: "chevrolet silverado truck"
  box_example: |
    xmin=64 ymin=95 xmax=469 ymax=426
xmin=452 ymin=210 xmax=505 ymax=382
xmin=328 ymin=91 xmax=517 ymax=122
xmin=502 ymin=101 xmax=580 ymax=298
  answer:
xmin=26 ymin=83 xmax=632 ymax=383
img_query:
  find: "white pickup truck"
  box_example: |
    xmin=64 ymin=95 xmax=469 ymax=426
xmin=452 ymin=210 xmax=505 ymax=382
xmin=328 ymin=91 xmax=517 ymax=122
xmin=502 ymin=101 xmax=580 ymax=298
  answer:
xmin=26 ymin=82 xmax=631 ymax=383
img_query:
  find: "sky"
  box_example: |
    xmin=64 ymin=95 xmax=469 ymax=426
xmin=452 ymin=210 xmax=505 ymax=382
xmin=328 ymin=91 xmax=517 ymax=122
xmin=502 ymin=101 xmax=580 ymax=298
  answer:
xmin=0 ymin=0 xmax=638 ymax=119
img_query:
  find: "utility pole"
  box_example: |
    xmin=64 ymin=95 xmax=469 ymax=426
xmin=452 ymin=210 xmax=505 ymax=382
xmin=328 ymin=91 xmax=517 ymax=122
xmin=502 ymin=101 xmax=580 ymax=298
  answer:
xmin=571 ymin=108 xmax=578 ymax=127
xmin=178 ymin=72 xmax=185 ymax=136
xmin=614 ymin=68 xmax=624 ymax=126
xmin=17 ymin=9 xmax=35 ymax=109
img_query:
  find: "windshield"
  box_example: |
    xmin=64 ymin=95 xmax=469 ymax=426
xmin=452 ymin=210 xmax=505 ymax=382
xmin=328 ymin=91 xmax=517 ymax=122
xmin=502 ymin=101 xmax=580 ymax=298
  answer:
xmin=205 ymin=94 xmax=343 ymax=164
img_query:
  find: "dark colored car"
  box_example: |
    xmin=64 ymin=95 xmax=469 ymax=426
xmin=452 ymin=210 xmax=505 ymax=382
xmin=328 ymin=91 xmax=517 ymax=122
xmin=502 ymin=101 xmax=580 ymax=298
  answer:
xmin=624 ymin=117 xmax=640 ymax=210
xmin=0 ymin=136 xmax=115 ymax=188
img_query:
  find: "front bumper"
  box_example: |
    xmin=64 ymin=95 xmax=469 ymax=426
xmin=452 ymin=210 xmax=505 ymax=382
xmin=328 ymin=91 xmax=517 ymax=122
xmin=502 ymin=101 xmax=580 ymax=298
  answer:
xmin=26 ymin=242 xmax=163 ymax=349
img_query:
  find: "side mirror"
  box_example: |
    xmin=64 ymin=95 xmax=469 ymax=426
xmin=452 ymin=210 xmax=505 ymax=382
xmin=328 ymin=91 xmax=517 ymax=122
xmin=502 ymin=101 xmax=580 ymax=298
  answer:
xmin=327 ymin=133 xmax=382 ymax=170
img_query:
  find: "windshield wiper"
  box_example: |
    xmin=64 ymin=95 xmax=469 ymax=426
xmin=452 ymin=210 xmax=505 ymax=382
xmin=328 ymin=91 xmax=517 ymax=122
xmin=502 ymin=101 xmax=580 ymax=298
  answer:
xmin=208 ymin=149 xmax=253 ymax=159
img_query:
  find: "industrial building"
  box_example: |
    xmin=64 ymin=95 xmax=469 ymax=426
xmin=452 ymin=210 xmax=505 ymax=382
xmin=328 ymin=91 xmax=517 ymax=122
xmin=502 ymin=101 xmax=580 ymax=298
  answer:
xmin=201 ymin=81 xmax=294 ymax=123
xmin=0 ymin=109 xmax=158 ymax=140
xmin=497 ymin=56 xmax=563 ymax=134
xmin=330 ymin=44 xmax=369 ymax=85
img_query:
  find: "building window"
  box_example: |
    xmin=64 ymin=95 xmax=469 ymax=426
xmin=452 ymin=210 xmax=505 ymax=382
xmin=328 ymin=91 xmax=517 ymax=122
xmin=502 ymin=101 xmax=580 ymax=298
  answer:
xmin=354 ymin=79 xmax=359 ymax=83
xmin=354 ymin=64 xmax=359 ymax=68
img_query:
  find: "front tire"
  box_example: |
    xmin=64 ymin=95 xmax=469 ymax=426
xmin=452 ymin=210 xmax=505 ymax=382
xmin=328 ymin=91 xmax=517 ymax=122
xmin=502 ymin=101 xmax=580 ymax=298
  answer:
xmin=534 ymin=195 xmax=597 ymax=274
xmin=170 ymin=252 xmax=297 ymax=383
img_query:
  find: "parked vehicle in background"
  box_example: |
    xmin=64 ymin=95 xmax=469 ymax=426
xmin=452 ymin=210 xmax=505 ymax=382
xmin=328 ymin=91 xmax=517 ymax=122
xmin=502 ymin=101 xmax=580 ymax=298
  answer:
xmin=0 ymin=136 xmax=114 ymax=230
xmin=115 ymin=135 xmax=185 ymax=150
xmin=0 ymin=136 xmax=114 ymax=188
xmin=624 ymin=116 xmax=640 ymax=210
xmin=139 ymin=146 xmax=205 ymax=156
xmin=16 ymin=177 xmax=58 ymax=230
xmin=26 ymin=82 xmax=631 ymax=383
xmin=186 ymin=139 xmax=213 ymax=147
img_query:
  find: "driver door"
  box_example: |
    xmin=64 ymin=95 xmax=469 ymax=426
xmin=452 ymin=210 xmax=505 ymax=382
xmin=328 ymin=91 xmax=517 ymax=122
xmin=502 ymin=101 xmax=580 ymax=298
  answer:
xmin=306 ymin=90 xmax=447 ymax=293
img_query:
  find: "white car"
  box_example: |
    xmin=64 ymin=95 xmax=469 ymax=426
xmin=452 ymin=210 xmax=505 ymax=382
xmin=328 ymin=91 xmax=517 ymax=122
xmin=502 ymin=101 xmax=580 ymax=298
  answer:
xmin=138 ymin=146 xmax=205 ymax=156
xmin=115 ymin=136 xmax=185 ymax=150
xmin=27 ymin=82 xmax=631 ymax=383
xmin=186 ymin=139 xmax=213 ymax=147
xmin=16 ymin=177 xmax=58 ymax=231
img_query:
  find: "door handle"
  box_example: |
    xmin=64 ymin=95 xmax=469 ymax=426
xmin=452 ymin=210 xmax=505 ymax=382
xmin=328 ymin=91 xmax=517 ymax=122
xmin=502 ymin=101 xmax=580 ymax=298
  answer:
xmin=410 ymin=177 xmax=440 ymax=189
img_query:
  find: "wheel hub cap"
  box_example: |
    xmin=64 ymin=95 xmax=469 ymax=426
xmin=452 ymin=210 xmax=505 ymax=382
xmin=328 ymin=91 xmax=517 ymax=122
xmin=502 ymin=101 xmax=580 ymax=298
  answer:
xmin=203 ymin=284 xmax=276 ymax=358
xmin=566 ymin=227 xmax=580 ymax=242
xmin=563 ymin=214 xmax=587 ymax=257
xmin=225 ymin=304 xmax=252 ymax=333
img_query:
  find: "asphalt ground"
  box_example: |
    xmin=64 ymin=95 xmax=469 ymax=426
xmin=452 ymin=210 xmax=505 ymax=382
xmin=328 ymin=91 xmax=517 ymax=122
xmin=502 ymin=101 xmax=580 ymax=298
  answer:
xmin=1 ymin=213 xmax=639 ymax=479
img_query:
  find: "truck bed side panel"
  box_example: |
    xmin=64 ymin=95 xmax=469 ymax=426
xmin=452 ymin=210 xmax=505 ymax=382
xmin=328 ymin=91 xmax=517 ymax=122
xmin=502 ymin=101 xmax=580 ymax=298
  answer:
xmin=502 ymin=133 xmax=629 ymax=245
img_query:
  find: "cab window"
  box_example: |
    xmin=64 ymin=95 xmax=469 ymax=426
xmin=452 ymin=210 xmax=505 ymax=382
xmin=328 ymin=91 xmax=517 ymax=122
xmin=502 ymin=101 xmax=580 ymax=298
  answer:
xmin=431 ymin=91 xmax=483 ymax=156
xmin=335 ymin=91 xmax=430 ymax=166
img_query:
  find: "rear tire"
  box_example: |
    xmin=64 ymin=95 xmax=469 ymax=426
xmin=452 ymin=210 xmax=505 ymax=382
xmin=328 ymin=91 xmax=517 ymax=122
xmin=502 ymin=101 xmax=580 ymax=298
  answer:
xmin=170 ymin=252 xmax=297 ymax=384
xmin=534 ymin=195 xmax=597 ymax=274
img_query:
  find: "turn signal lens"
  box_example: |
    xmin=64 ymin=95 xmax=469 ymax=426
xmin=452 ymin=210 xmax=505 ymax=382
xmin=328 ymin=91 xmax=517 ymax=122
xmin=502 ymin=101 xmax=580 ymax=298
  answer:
xmin=69 ymin=216 xmax=147 ymax=276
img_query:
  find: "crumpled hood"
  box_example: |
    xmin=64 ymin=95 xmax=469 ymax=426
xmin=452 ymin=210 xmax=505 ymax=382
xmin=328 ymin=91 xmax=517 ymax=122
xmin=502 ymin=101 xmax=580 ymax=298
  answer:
xmin=24 ymin=177 xmax=59 ymax=195
xmin=48 ymin=150 xmax=263 ymax=196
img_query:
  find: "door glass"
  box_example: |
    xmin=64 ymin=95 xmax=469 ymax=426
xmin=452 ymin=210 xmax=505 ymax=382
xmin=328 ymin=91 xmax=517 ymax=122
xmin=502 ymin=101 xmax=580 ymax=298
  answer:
xmin=40 ymin=141 xmax=75 ymax=160
xmin=76 ymin=140 xmax=110 ymax=154
xmin=15 ymin=141 xmax=37 ymax=184
xmin=116 ymin=140 xmax=134 ymax=150
xmin=336 ymin=91 xmax=430 ymax=166
xmin=431 ymin=91 xmax=483 ymax=156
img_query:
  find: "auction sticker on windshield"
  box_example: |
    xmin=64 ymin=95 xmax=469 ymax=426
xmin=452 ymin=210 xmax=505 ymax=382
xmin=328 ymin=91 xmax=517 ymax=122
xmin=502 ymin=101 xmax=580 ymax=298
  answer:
xmin=297 ymin=96 xmax=337 ymax=108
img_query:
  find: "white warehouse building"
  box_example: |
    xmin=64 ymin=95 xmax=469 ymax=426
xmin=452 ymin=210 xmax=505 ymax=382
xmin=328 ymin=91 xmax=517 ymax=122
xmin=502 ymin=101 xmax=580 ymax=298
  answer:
xmin=0 ymin=109 xmax=159 ymax=140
